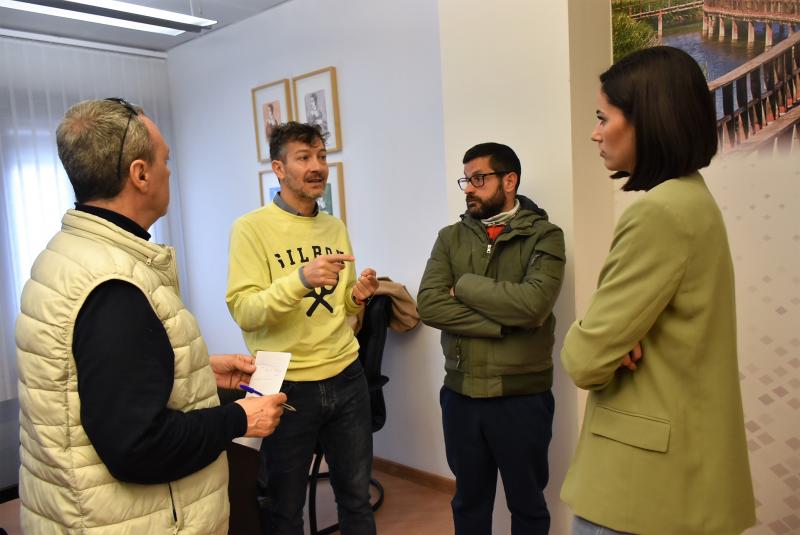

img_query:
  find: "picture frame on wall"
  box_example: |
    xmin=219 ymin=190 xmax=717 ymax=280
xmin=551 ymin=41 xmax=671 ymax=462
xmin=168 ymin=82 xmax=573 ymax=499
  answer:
xmin=292 ymin=67 xmax=342 ymax=152
xmin=258 ymin=169 xmax=280 ymax=207
xmin=259 ymin=163 xmax=346 ymax=223
xmin=251 ymin=79 xmax=292 ymax=162
xmin=320 ymin=162 xmax=346 ymax=222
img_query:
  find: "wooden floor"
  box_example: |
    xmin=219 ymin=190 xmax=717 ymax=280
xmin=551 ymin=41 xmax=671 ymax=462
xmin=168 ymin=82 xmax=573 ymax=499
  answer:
xmin=0 ymin=497 xmax=20 ymax=535
xmin=0 ymin=468 xmax=454 ymax=535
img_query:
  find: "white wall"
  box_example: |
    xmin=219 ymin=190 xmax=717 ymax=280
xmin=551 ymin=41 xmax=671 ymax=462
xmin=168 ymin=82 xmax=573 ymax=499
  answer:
xmin=167 ymin=0 xmax=451 ymax=478
xmin=565 ymin=0 xmax=617 ymax=427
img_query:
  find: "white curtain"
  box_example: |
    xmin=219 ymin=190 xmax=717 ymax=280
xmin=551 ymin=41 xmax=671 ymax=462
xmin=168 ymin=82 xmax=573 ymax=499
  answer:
xmin=0 ymin=35 xmax=189 ymax=403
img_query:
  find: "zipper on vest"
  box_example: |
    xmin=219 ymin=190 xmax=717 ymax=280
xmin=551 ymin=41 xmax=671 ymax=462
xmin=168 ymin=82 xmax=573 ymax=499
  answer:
xmin=168 ymin=482 xmax=178 ymax=524
xmin=486 ymin=243 xmax=491 ymax=255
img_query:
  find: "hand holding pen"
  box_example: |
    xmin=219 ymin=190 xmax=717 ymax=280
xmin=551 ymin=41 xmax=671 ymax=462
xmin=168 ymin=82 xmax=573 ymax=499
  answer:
xmin=240 ymin=384 xmax=296 ymax=412
xmin=234 ymin=388 xmax=288 ymax=438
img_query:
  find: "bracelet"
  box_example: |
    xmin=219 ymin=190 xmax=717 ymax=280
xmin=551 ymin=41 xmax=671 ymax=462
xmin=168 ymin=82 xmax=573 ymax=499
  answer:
xmin=352 ymin=294 xmax=373 ymax=306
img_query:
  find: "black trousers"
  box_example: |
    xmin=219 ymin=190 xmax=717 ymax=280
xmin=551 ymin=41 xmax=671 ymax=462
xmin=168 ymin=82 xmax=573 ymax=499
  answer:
xmin=258 ymin=360 xmax=375 ymax=535
xmin=440 ymin=386 xmax=554 ymax=535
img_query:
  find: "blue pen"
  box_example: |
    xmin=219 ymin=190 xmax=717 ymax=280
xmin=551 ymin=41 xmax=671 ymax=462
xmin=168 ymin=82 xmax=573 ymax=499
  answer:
xmin=239 ymin=384 xmax=296 ymax=412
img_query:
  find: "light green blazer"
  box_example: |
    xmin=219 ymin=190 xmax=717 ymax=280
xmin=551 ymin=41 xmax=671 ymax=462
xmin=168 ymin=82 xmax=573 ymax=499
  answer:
xmin=561 ymin=173 xmax=755 ymax=535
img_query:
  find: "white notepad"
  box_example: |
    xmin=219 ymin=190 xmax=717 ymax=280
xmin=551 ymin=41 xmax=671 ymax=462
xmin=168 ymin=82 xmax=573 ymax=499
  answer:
xmin=232 ymin=351 xmax=291 ymax=450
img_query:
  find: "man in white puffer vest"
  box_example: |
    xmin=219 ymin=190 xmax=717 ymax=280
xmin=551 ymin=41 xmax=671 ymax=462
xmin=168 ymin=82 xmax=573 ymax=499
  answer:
xmin=16 ymin=98 xmax=287 ymax=534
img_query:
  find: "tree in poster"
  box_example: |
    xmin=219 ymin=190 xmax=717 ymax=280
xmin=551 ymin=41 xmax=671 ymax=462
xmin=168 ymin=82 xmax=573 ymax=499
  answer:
xmin=612 ymin=13 xmax=657 ymax=61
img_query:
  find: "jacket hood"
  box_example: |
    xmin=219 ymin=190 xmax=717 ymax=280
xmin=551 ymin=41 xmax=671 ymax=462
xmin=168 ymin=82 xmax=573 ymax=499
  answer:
xmin=517 ymin=195 xmax=548 ymax=220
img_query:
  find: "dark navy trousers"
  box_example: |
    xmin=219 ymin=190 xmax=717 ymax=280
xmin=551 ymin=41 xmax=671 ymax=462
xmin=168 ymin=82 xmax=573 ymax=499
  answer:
xmin=440 ymin=386 xmax=554 ymax=535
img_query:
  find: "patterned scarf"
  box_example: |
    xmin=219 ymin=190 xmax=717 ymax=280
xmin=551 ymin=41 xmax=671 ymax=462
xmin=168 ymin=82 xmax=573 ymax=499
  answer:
xmin=482 ymin=199 xmax=520 ymax=242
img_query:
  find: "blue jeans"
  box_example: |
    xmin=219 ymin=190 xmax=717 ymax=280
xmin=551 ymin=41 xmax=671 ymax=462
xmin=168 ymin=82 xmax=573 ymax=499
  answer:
xmin=259 ymin=359 xmax=376 ymax=535
xmin=573 ymin=516 xmax=634 ymax=535
xmin=440 ymin=387 xmax=554 ymax=535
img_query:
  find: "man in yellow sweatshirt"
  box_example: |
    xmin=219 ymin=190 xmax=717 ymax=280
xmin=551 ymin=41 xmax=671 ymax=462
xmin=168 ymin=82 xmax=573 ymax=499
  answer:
xmin=226 ymin=122 xmax=378 ymax=535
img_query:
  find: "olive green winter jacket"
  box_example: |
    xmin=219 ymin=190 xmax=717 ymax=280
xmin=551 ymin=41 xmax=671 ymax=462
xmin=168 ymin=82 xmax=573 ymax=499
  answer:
xmin=418 ymin=196 xmax=565 ymax=397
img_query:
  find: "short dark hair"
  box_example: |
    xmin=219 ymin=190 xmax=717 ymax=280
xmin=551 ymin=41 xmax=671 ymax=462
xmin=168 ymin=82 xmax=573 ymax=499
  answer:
xmin=601 ymin=46 xmax=717 ymax=191
xmin=56 ymin=99 xmax=153 ymax=203
xmin=462 ymin=142 xmax=522 ymax=192
xmin=268 ymin=121 xmax=328 ymax=161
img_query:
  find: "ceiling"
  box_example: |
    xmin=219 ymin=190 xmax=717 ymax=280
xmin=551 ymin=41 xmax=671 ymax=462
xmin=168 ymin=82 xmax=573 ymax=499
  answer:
xmin=0 ymin=0 xmax=289 ymax=52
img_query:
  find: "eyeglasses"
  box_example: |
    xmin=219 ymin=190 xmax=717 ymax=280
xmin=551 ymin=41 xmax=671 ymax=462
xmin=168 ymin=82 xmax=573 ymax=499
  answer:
xmin=456 ymin=171 xmax=509 ymax=191
xmin=105 ymin=97 xmax=137 ymax=179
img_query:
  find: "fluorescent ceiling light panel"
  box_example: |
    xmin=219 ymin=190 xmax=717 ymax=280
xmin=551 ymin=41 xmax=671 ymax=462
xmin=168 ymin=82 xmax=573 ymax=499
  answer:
xmin=1 ymin=0 xmax=217 ymax=34
xmin=0 ymin=0 xmax=182 ymax=34
xmin=65 ymin=0 xmax=216 ymax=27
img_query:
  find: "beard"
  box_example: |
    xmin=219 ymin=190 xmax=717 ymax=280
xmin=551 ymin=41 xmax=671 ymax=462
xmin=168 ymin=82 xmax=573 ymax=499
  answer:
xmin=284 ymin=171 xmax=327 ymax=201
xmin=466 ymin=185 xmax=506 ymax=219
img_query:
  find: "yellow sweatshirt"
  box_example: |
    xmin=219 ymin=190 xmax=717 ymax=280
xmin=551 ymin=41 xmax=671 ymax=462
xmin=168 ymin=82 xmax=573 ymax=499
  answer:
xmin=226 ymin=202 xmax=362 ymax=381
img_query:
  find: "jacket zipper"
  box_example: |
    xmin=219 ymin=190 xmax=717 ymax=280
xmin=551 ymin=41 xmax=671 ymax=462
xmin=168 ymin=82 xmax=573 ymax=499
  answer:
xmin=168 ymin=248 xmax=180 ymax=294
xmin=482 ymin=223 xmax=518 ymax=274
xmin=484 ymin=240 xmax=500 ymax=274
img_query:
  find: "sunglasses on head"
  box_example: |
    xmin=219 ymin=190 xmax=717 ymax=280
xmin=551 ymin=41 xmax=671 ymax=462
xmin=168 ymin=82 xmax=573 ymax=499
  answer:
xmin=105 ymin=97 xmax=138 ymax=179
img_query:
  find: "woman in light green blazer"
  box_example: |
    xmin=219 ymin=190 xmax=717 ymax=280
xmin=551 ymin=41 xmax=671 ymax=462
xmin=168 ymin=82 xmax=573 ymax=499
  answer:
xmin=561 ymin=47 xmax=756 ymax=535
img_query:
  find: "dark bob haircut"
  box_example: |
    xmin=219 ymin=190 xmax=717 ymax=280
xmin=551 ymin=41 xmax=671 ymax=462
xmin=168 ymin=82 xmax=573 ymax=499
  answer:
xmin=601 ymin=46 xmax=717 ymax=191
xmin=268 ymin=121 xmax=328 ymax=161
xmin=462 ymin=142 xmax=522 ymax=192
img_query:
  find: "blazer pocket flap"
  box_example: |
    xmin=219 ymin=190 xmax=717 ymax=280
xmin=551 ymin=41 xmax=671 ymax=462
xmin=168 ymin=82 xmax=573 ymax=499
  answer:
xmin=590 ymin=405 xmax=670 ymax=453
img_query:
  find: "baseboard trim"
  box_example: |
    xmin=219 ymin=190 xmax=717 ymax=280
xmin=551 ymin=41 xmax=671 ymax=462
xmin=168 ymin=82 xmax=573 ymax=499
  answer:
xmin=372 ymin=457 xmax=455 ymax=495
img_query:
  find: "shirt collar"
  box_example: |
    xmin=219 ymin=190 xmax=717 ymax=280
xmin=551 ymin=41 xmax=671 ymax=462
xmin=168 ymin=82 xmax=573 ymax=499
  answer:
xmin=272 ymin=192 xmax=319 ymax=217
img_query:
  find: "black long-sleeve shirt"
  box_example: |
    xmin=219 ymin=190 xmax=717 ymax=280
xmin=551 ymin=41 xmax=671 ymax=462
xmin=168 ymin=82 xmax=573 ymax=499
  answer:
xmin=72 ymin=204 xmax=246 ymax=484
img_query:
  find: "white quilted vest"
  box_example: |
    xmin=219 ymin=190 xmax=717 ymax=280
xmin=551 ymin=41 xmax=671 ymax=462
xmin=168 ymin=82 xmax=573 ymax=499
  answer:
xmin=16 ymin=209 xmax=229 ymax=534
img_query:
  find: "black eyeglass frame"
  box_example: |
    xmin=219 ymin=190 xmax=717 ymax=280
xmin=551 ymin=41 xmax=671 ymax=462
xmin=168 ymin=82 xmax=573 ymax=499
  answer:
xmin=456 ymin=171 xmax=510 ymax=191
xmin=105 ymin=98 xmax=138 ymax=180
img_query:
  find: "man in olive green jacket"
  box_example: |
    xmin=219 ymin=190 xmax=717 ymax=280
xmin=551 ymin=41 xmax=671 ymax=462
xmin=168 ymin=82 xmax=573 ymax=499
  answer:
xmin=418 ymin=143 xmax=565 ymax=535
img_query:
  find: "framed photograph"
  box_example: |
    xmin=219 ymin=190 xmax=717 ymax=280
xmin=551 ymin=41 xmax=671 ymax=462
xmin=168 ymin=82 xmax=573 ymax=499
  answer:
xmin=258 ymin=169 xmax=281 ymax=207
xmin=320 ymin=162 xmax=346 ymax=223
xmin=292 ymin=67 xmax=342 ymax=152
xmin=259 ymin=163 xmax=346 ymax=224
xmin=251 ymin=79 xmax=292 ymax=162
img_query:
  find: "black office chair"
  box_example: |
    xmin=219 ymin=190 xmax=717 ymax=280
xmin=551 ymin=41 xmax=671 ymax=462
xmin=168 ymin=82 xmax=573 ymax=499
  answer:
xmin=307 ymin=294 xmax=392 ymax=535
